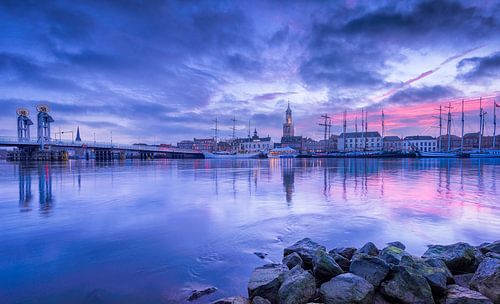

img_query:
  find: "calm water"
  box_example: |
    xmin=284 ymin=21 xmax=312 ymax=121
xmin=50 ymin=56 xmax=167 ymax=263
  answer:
xmin=0 ymin=158 xmax=499 ymax=303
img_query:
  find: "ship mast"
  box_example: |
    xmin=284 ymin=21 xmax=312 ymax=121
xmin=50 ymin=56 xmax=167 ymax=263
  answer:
xmin=381 ymin=110 xmax=385 ymax=151
xmin=365 ymin=109 xmax=368 ymax=151
xmin=361 ymin=109 xmax=365 ymax=151
xmin=479 ymin=97 xmax=483 ymax=152
xmin=494 ymin=98 xmax=498 ymax=149
xmin=461 ymin=99 xmax=465 ymax=151
xmin=212 ymin=117 xmax=219 ymax=144
xmin=343 ymin=110 xmax=347 ymax=152
xmin=355 ymin=116 xmax=358 ymax=152
xmin=445 ymin=102 xmax=453 ymax=152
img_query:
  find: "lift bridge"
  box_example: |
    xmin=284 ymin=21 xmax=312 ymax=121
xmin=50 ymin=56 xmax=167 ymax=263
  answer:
xmin=2 ymin=105 xmax=203 ymax=161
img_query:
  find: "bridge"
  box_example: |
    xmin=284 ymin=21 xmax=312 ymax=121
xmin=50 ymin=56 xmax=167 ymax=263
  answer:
xmin=3 ymin=105 xmax=204 ymax=161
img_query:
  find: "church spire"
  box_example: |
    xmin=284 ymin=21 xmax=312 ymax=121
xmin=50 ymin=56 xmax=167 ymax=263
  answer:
xmin=75 ymin=126 xmax=81 ymax=142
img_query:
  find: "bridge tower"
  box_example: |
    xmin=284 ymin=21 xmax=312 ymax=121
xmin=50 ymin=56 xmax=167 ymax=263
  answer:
xmin=17 ymin=108 xmax=33 ymax=141
xmin=36 ymin=104 xmax=54 ymax=149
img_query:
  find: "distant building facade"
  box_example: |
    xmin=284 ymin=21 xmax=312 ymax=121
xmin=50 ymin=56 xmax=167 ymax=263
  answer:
xmin=402 ymin=136 xmax=437 ymax=153
xmin=239 ymin=129 xmax=273 ymax=152
xmin=383 ymin=136 xmax=402 ymax=152
xmin=177 ymin=138 xmax=216 ymax=151
xmin=338 ymin=131 xmax=382 ymax=152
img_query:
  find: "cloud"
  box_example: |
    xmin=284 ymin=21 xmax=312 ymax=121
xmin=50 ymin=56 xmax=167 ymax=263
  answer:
xmin=457 ymin=52 xmax=500 ymax=83
xmin=383 ymin=85 xmax=462 ymax=105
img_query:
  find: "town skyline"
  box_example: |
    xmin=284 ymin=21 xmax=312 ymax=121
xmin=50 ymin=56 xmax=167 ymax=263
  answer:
xmin=1 ymin=1 xmax=499 ymax=143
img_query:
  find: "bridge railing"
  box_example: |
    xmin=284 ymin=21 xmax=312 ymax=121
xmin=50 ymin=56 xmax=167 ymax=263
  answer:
xmin=0 ymin=136 xmax=201 ymax=154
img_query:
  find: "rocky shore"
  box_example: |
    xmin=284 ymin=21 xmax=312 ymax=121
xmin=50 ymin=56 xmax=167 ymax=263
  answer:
xmin=210 ymin=238 xmax=500 ymax=304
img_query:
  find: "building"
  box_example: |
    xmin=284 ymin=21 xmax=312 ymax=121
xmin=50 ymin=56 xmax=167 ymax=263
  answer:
xmin=178 ymin=138 xmax=216 ymax=151
xmin=338 ymin=131 xmax=382 ymax=152
xmin=193 ymin=138 xmax=216 ymax=152
xmin=303 ymin=135 xmax=338 ymax=152
xmin=463 ymin=133 xmax=500 ymax=150
xmin=283 ymin=102 xmax=294 ymax=137
xmin=383 ymin=136 xmax=402 ymax=152
xmin=239 ymin=129 xmax=273 ymax=152
xmin=437 ymin=134 xmax=461 ymax=151
xmin=177 ymin=140 xmax=194 ymax=150
xmin=402 ymin=136 xmax=437 ymax=153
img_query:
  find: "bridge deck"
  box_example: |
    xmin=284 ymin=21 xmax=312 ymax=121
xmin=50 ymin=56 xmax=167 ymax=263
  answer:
xmin=0 ymin=136 xmax=202 ymax=155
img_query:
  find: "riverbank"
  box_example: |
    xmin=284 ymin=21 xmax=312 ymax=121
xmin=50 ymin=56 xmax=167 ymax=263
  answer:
xmin=209 ymin=238 xmax=499 ymax=304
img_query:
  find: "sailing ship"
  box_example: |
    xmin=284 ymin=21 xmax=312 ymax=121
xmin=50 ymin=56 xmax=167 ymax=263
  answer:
xmin=464 ymin=98 xmax=500 ymax=158
xmin=417 ymin=103 xmax=462 ymax=158
xmin=203 ymin=117 xmax=267 ymax=159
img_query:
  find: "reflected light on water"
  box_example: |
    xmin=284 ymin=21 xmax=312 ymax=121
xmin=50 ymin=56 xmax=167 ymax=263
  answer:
xmin=0 ymin=158 xmax=498 ymax=303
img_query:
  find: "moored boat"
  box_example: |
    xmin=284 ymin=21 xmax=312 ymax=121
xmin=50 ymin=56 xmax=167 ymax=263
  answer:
xmin=267 ymin=147 xmax=298 ymax=158
xmin=416 ymin=151 xmax=461 ymax=158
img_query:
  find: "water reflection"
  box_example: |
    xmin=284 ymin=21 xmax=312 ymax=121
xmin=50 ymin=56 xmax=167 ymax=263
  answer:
xmin=1 ymin=158 xmax=498 ymax=304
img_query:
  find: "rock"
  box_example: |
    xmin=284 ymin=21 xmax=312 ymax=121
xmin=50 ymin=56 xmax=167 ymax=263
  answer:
xmin=373 ymin=293 xmax=391 ymax=304
xmin=330 ymin=253 xmax=351 ymax=272
xmin=320 ymin=273 xmax=374 ymax=304
xmin=329 ymin=247 xmax=357 ymax=260
xmin=188 ymin=287 xmax=217 ymax=301
xmin=380 ymin=266 xmax=435 ymax=304
xmin=422 ymin=242 xmax=483 ymax=274
xmin=278 ymin=265 xmax=316 ymax=304
xmin=479 ymin=241 xmax=500 ymax=255
xmin=442 ymin=284 xmax=493 ymax=304
xmin=349 ymin=255 xmax=390 ymax=287
xmin=357 ymin=242 xmax=379 ymax=256
xmin=388 ymin=241 xmax=406 ymax=250
xmin=469 ymin=257 xmax=500 ymax=303
xmin=400 ymin=256 xmax=449 ymax=295
xmin=379 ymin=245 xmax=413 ymax=265
xmin=211 ymin=296 xmax=250 ymax=304
xmin=248 ymin=264 xmax=288 ymax=304
xmin=312 ymin=249 xmax=343 ymax=283
xmin=425 ymin=258 xmax=454 ymax=283
xmin=284 ymin=238 xmax=326 ymax=269
xmin=485 ymin=252 xmax=500 ymax=259
xmin=454 ymin=273 xmax=474 ymax=288
xmin=254 ymin=252 xmax=268 ymax=259
xmin=283 ymin=252 xmax=304 ymax=270
xmin=252 ymin=296 xmax=271 ymax=304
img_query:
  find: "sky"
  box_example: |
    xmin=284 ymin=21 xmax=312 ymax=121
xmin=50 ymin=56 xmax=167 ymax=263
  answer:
xmin=0 ymin=0 xmax=499 ymax=144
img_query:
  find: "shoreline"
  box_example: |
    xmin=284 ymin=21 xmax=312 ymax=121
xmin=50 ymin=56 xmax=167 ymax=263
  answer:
xmin=206 ymin=238 xmax=499 ymax=304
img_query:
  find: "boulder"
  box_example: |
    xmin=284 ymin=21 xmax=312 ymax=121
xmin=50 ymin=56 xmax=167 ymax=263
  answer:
xmin=388 ymin=241 xmax=406 ymax=250
xmin=284 ymin=238 xmax=326 ymax=269
xmin=329 ymin=252 xmax=351 ymax=272
xmin=254 ymin=252 xmax=268 ymax=259
xmin=283 ymin=252 xmax=304 ymax=270
xmin=373 ymin=293 xmax=391 ymax=304
xmin=187 ymin=287 xmax=217 ymax=301
xmin=357 ymin=242 xmax=379 ymax=256
xmin=469 ymin=257 xmax=500 ymax=303
xmin=329 ymin=247 xmax=357 ymax=260
xmin=485 ymin=252 xmax=500 ymax=260
xmin=278 ymin=266 xmax=316 ymax=304
xmin=349 ymin=255 xmax=390 ymax=287
xmin=400 ymin=256 xmax=449 ymax=294
xmin=211 ymin=297 xmax=250 ymax=304
xmin=442 ymin=284 xmax=493 ymax=304
xmin=479 ymin=241 xmax=500 ymax=255
xmin=379 ymin=245 xmax=413 ymax=265
xmin=454 ymin=273 xmax=474 ymax=288
xmin=422 ymin=242 xmax=483 ymax=274
xmin=425 ymin=258 xmax=454 ymax=283
xmin=252 ymin=296 xmax=271 ymax=304
xmin=312 ymin=250 xmax=343 ymax=283
xmin=320 ymin=273 xmax=374 ymax=304
xmin=380 ymin=266 xmax=435 ymax=304
xmin=248 ymin=264 xmax=288 ymax=304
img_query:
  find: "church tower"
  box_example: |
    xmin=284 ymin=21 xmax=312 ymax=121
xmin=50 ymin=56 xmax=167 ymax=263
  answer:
xmin=282 ymin=102 xmax=294 ymax=137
